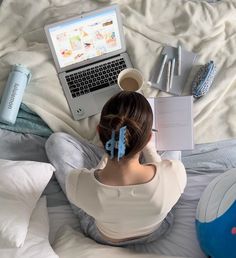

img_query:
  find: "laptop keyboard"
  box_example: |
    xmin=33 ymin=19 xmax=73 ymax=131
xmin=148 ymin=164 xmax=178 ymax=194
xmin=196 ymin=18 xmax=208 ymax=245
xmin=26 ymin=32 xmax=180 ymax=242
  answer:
xmin=65 ymin=58 xmax=127 ymax=98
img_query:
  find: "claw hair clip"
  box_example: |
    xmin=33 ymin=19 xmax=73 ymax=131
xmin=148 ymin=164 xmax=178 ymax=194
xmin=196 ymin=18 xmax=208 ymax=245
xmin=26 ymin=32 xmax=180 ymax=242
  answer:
xmin=105 ymin=126 xmax=127 ymax=161
xmin=118 ymin=126 xmax=126 ymax=161
xmin=105 ymin=130 xmax=115 ymax=159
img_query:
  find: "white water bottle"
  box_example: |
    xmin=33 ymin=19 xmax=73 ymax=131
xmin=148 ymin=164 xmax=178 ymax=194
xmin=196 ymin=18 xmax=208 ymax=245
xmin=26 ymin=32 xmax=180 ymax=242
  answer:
xmin=0 ymin=64 xmax=31 ymax=125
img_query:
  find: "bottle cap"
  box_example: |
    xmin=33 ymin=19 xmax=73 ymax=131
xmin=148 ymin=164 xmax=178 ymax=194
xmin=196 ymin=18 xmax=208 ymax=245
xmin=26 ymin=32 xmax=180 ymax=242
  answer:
xmin=12 ymin=64 xmax=31 ymax=84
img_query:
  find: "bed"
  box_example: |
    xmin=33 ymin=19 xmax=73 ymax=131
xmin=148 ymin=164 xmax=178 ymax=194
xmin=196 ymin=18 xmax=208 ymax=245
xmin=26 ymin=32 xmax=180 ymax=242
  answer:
xmin=1 ymin=128 xmax=236 ymax=258
xmin=0 ymin=0 xmax=236 ymax=257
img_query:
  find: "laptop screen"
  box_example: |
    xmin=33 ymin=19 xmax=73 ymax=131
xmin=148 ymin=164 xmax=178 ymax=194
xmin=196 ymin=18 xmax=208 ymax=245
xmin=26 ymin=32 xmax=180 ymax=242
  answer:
xmin=48 ymin=8 xmax=122 ymax=69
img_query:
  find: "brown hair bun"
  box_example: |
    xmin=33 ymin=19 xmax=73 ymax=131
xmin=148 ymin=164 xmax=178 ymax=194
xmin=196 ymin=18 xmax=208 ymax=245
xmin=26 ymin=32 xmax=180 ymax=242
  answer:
xmin=98 ymin=91 xmax=153 ymax=159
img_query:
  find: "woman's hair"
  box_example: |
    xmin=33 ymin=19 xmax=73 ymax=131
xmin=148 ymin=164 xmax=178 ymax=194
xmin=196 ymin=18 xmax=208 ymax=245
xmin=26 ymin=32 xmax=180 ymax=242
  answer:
xmin=98 ymin=91 xmax=153 ymax=160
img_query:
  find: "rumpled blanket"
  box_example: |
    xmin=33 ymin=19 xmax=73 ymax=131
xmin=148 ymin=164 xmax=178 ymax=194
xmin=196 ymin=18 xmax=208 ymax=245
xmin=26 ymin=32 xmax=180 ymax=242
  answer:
xmin=0 ymin=103 xmax=52 ymax=137
xmin=0 ymin=0 xmax=235 ymax=144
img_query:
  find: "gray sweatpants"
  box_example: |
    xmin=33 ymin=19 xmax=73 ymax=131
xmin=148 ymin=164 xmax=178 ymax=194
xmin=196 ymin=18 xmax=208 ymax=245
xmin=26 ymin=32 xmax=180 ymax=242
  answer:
xmin=45 ymin=132 xmax=180 ymax=246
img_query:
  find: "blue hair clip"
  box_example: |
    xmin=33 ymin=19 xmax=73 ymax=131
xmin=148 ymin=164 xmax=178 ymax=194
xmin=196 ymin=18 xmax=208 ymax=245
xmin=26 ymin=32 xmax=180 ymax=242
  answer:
xmin=105 ymin=130 xmax=115 ymax=159
xmin=105 ymin=126 xmax=127 ymax=161
xmin=118 ymin=126 xmax=127 ymax=161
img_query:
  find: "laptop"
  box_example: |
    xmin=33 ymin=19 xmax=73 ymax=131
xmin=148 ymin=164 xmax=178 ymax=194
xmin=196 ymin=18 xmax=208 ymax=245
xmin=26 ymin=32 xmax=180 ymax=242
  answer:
xmin=44 ymin=5 xmax=132 ymax=120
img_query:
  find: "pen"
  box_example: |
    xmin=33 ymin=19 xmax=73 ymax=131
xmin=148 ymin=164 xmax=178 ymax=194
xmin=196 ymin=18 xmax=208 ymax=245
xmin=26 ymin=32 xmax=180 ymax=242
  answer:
xmin=169 ymin=58 xmax=175 ymax=90
xmin=166 ymin=60 xmax=171 ymax=92
xmin=177 ymin=45 xmax=181 ymax=76
xmin=156 ymin=54 xmax=167 ymax=84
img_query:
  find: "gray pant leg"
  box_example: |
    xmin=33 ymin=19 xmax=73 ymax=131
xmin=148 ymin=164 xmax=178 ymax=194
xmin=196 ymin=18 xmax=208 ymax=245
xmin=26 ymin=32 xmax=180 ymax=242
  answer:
xmin=45 ymin=132 xmax=105 ymax=236
xmin=45 ymin=132 xmax=104 ymax=193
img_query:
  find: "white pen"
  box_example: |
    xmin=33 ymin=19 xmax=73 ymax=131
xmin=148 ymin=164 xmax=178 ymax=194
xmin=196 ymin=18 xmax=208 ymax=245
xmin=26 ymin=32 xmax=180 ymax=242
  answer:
xmin=177 ymin=45 xmax=181 ymax=76
xmin=166 ymin=60 xmax=171 ymax=92
xmin=156 ymin=54 xmax=167 ymax=84
xmin=169 ymin=58 xmax=175 ymax=90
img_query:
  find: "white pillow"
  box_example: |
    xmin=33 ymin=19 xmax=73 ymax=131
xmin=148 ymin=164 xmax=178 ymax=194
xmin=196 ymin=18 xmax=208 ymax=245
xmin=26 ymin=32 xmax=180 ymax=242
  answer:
xmin=53 ymin=225 xmax=186 ymax=258
xmin=0 ymin=159 xmax=54 ymax=248
xmin=0 ymin=196 xmax=58 ymax=258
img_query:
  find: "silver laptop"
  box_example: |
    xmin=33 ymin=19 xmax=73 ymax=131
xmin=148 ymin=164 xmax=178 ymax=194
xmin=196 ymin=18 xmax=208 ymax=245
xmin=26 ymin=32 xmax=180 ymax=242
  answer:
xmin=44 ymin=5 xmax=132 ymax=120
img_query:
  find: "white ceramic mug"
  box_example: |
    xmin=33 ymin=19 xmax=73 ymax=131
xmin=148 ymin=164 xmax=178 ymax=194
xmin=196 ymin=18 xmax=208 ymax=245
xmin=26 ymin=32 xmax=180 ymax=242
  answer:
xmin=117 ymin=68 xmax=144 ymax=93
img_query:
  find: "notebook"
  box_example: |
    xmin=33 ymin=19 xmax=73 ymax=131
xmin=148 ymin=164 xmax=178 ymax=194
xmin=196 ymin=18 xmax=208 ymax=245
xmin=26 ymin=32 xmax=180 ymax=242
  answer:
xmin=149 ymin=45 xmax=197 ymax=96
xmin=147 ymin=96 xmax=194 ymax=151
xmin=44 ymin=5 xmax=132 ymax=120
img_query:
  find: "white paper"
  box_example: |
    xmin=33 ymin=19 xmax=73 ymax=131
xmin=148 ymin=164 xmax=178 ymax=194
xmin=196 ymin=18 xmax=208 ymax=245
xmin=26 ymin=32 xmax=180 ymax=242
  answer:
xmin=148 ymin=96 xmax=194 ymax=151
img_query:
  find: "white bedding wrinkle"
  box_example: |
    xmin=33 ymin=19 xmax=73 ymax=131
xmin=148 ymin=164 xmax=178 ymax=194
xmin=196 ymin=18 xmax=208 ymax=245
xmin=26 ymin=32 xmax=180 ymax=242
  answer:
xmin=0 ymin=0 xmax=235 ymax=142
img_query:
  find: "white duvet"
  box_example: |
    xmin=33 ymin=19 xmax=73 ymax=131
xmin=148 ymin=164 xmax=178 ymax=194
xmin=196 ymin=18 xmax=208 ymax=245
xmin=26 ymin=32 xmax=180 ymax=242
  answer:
xmin=0 ymin=0 xmax=235 ymax=144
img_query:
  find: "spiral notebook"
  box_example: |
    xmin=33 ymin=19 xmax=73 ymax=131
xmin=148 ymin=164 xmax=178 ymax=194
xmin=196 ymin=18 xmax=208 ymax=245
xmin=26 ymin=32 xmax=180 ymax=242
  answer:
xmin=147 ymin=95 xmax=194 ymax=151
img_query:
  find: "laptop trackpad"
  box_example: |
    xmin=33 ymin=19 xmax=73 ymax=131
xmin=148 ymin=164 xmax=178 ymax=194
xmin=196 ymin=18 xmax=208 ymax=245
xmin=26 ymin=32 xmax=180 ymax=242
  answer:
xmin=94 ymin=87 xmax=120 ymax=110
xmin=74 ymin=87 xmax=120 ymax=119
xmin=73 ymin=94 xmax=98 ymax=118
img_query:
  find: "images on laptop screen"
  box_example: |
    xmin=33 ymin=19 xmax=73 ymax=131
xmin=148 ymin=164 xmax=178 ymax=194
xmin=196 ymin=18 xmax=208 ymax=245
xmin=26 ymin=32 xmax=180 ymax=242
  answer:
xmin=48 ymin=8 xmax=122 ymax=69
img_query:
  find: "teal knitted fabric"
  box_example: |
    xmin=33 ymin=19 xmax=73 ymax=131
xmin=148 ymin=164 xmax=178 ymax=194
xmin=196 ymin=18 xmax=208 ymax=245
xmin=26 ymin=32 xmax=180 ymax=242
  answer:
xmin=0 ymin=103 xmax=53 ymax=137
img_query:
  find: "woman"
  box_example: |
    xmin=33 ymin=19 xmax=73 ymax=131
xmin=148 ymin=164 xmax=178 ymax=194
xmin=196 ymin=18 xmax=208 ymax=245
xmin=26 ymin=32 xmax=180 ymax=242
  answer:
xmin=45 ymin=91 xmax=186 ymax=246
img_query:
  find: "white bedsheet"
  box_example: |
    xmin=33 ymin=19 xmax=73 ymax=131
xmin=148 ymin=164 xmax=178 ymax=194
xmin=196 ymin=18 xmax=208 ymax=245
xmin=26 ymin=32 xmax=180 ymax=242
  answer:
xmin=48 ymin=205 xmax=80 ymax=245
xmin=0 ymin=0 xmax=235 ymax=144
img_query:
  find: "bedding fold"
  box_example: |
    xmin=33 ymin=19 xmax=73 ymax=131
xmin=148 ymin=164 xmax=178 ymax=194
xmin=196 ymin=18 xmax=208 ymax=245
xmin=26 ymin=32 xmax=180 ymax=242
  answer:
xmin=0 ymin=103 xmax=52 ymax=137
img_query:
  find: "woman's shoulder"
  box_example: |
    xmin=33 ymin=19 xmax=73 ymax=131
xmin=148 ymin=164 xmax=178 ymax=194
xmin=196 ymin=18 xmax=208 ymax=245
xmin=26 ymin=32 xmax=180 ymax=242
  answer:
xmin=157 ymin=159 xmax=187 ymax=193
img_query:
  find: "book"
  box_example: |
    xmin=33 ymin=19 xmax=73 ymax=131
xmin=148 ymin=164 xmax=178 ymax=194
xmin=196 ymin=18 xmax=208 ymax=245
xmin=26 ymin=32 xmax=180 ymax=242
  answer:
xmin=147 ymin=95 xmax=194 ymax=151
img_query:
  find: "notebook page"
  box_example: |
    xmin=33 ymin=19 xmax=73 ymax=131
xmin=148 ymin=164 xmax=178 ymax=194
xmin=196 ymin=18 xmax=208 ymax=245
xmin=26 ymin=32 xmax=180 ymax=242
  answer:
xmin=155 ymin=96 xmax=193 ymax=150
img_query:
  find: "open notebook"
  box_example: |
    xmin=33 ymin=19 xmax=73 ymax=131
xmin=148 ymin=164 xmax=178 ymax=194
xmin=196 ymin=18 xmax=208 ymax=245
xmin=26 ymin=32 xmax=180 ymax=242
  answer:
xmin=147 ymin=96 xmax=194 ymax=151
